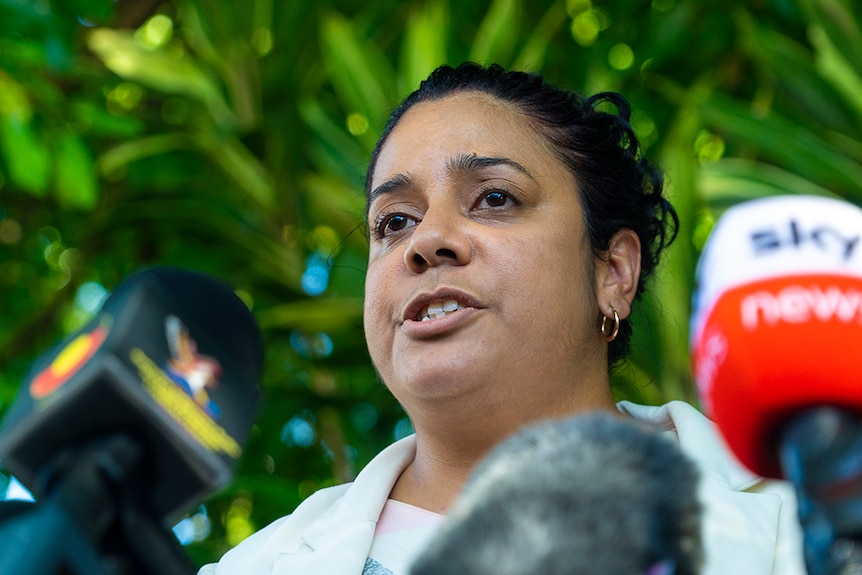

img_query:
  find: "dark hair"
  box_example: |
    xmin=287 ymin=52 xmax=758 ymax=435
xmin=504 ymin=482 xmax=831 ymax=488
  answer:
xmin=365 ymin=62 xmax=679 ymax=367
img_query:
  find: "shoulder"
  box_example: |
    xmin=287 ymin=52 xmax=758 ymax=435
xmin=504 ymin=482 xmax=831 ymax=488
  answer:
xmin=198 ymin=435 xmax=417 ymax=575
xmin=197 ymin=483 xmax=353 ymax=574
xmin=618 ymin=400 xmax=806 ymax=575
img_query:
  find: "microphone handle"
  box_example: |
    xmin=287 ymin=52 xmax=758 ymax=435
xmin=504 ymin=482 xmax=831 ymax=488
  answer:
xmin=0 ymin=434 xmax=129 ymax=575
xmin=779 ymin=406 xmax=862 ymax=575
xmin=0 ymin=499 xmax=108 ymax=575
xmin=0 ymin=434 xmax=197 ymax=575
xmin=120 ymin=491 xmax=199 ymax=575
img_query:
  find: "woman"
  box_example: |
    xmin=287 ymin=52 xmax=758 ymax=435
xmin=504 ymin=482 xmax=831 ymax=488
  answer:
xmin=200 ymin=63 xmax=805 ymax=574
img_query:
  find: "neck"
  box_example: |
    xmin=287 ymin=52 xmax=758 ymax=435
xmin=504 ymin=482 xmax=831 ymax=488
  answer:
xmin=389 ymin=379 xmax=619 ymax=513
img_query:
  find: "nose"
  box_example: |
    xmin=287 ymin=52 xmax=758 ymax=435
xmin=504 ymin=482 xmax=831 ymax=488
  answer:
xmin=404 ymin=208 xmax=472 ymax=273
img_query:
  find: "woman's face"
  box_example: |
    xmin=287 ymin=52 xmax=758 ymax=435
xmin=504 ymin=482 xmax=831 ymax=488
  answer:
xmin=364 ymin=92 xmax=609 ymax=418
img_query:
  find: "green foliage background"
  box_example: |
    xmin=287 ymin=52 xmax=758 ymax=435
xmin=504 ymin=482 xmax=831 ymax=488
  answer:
xmin=0 ymin=0 xmax=860 ymax=566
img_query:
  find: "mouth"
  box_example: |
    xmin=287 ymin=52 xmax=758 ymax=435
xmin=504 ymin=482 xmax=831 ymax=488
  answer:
xmin=403 ymin=290 xmax=482 ymax=323
xmin=419 ymin=299 xmax=465 ymax=321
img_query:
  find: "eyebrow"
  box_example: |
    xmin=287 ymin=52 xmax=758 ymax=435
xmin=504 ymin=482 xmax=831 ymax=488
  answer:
xmin=449 ymin=153 xmax=535 ymax=181
xmin=369 ymin=173 xmax=413 ymax=206
xmin=368 ymin=154 xmax=534 ymax=205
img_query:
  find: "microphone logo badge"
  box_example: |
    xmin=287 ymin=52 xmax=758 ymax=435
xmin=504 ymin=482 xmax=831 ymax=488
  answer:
xmin=129 ymin=319 xmax=241 ymax=458
xmin=29 ymin=316 xmax=112 ymax=400
xmin=164 ymin=315 xmax=222 ymax=417
xmin=751 ymin=219 xmax=861 ymax=261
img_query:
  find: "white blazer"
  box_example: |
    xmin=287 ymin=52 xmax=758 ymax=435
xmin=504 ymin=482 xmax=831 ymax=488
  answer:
xmin=199 ymin=401 xmax=806 ymax=575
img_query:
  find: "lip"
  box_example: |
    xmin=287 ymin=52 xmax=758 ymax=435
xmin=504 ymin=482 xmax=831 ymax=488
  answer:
xmin=401 ymin=288 xmax=484 ymax=337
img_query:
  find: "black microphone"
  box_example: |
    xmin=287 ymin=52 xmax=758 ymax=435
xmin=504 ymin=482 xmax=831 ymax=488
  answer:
xmin=409 ymin=412 xmax=703 ymax=575
xmin=0 ymin=267 xmax=263 ymax=574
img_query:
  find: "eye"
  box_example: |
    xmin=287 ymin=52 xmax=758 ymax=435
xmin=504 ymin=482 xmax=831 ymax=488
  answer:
xmin=484 ymin=191 xmax=509 ymax=207
xmin=375 ymin=213 xmax=418 ymax=238
xmin=476 ymin=189 xmax=518 ymax=209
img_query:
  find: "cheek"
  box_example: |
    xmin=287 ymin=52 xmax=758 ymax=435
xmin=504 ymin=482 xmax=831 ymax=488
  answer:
xmin=362 ymin=301 xmax=388 ymax=378
xmin=363 ymin=269 xmax=385 ymax=332
xmin=363 ymin=261 xmax=396 ymax=355
xmin=504 ymin=233 xmax=595 ymax=324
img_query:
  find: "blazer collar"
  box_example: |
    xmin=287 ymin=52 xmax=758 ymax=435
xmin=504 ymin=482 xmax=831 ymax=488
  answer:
xmin=617 ymin=400 xmax=762 ymax=491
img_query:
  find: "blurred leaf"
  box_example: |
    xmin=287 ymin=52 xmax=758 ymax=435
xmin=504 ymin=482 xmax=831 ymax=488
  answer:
xmin=320 ymin=12 xmax=396 ymax=135
xmin=70 ymin=102 xmax=146 ymax=138
xmin=0 ymin=69 xmax=33 ymax=122
xmin=98 ymin=132 xmax=275 ymax=209
xmin=302 ymin=173 xmax=366 ymax=240
xmin=698 ymin=92 xmax=862 ymax=198
xmin=699 ymin=158 xmax=840 ymax=207
xmin=512 ymin=1 xmax=568 ymax=71
xmin=257 ymin=297 xmax=364 ymax=332
xmin=0 ymin=71 xmax=50 ymax=194
xmin=800 ymin=0 xmax=862 ymax=81
xmin=99 ymin=197 xmax=303 ymax=288
xmin=824 ymin=128 xmax=862 ymax=165
xmin=87 ymin=28 xmax=236 ymax=130
xmin=735 ymin=10 xmax=856 ymax=132
xmin=179 ymin=0 xmax=261 ymax=129
xmin=193 ymin=133 xmax=276 ymax=210
xmin=98 ymin=134 xmax=196 ymax=177
xmin=0 ymin=34 xmax=48 ymax=72
xmin=808 ymin=25 xmax=862 ymax=127
xmin=0 ymin=116 xmax=51 ymax=196
xmin=298 ymin=98 xmax=369 ymax=185
xmin=55 ymin=131 xmax=98 ymax=210
xmin=469 ymin=0 xmax=521 ymax=65
xmin=176 ymin=1 xmax=223 ymax=74
xmin=399 ymin=1 xmax=448 ymax=97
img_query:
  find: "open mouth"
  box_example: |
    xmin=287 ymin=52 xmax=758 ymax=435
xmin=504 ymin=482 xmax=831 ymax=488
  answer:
xmin=419 ymin=299 xmax=465 ymax=321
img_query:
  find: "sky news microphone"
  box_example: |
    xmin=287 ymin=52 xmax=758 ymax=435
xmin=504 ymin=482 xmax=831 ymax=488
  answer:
xmin=691 ymin=194 xmax=862 ymax=575
xmin=0 ymin=267 xmax=263 ymax=574
xmin=409 ymin=412 xmax=703 ymax=575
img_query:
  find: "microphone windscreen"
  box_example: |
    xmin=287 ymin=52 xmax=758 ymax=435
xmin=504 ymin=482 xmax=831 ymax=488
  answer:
xmin=0 ymin=267 xmax=263 ymax=524
xmin=410 ymin=412 xmax=702 ymax=575
xmin=691 ymin=195 xmax=862 ymax=478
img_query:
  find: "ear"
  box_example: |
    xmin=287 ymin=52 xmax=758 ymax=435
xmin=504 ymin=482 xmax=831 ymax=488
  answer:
xmin=595 ymin=228 xmax=641 ymax=320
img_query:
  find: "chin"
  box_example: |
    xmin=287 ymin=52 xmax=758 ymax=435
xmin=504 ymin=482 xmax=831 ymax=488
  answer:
xmin=388 ymin=364 xmax=490 ymax=404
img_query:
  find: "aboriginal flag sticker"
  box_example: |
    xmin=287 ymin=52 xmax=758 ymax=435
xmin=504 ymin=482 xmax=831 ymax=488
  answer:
xmin=29 ymin=316 xmax=111 ymax=399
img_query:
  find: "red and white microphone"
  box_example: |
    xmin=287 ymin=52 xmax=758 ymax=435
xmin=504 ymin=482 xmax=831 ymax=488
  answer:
xmin=691 ymin=194 xmax=862 ymax=575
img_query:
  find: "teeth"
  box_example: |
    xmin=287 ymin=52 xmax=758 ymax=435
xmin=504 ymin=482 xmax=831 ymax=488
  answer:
xmin=421 ymin=299 xmax=464 ymax=321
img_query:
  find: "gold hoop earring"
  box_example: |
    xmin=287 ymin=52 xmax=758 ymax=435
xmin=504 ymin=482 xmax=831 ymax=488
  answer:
xmin=601 ymin=307 xmax=620 ymax=342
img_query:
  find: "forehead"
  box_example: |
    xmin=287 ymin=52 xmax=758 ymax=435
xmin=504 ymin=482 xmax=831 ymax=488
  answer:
xmin=371 ymin=91 xmax=570 ymax=189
